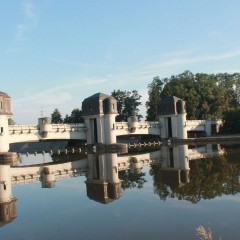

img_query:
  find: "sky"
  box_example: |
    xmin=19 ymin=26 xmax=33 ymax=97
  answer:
xmin=1 ymin=0 xmax=240 ymax=124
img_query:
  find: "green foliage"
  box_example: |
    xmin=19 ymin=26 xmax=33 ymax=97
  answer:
xmin=118 ymin=170 xmax=147 ymax=189
xmin=221 ymin=108 xmax=240 ymax=134
xmin=150 ymin=147 xmax=240 ymax=203
xmin=51 ymin=108 xmax=84 ymax=124
xmin=63 ymin=108 xmax=84 ymax=123
xmin=111 ymin=89 xmax=142 ymax=122
xmin=8 ymin=118 xmax=15 ymax=125
xmin=159 ymin=70 xmax=240 ymax=120
xmin=146 ymin=76 xmax=164 ymax=121
xmin=51 ymin=108 xmax=63 ymax=124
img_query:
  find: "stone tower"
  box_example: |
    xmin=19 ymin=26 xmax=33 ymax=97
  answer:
xmin=82 ymin=93 xmax=118 ymax=145
xmin=0 ymin=92 xmax=12 ymax=152
xmin=157 ymin=96 xmax=187 ymax=139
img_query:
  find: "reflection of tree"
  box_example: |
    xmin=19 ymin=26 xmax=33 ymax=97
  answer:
xmin=119 ymin=170 xmax=147 ymax=190
xmin=150 ymin=149 xmax=240 ymax=203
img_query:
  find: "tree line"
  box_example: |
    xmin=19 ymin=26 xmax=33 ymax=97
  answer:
xmin=51 ymin=70 xmax=240 ymax=133
xmin=51 ymin=108 xmax=84 ymax=124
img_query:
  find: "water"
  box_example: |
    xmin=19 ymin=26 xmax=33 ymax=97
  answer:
xmin=1 ymin=143 xmax=240 ymax=240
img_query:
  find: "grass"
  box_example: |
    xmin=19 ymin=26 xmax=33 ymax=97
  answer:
xmin=196 ymin=225 xmax=222 ymax=240
xmin=196 ymin=226 xmax=213 ymax=240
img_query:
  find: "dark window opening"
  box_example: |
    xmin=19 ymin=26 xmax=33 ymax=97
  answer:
xmin=167 ymin=117 xmax=172 ymax=138
xmin=93 ymin=118 xmax=98 ymax=143
xmin=176 ymin=100 xmax=182 ymax=114
xmin=170 ymin=147 xmax=174 ymax=168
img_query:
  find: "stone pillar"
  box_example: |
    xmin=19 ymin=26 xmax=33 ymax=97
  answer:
xmin=0 ymin=115 xmax=10 ymax=152
xmin=103 ymin=114 xmax=117 ymax=144
xmin=177 ymin=113 xmax=187 ymax=139
xmin=0 ymin=92 xmax=13 ymax=152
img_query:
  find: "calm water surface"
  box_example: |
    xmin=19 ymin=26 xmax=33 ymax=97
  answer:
xmin=1 ymin=143 xmax=240 ymax=240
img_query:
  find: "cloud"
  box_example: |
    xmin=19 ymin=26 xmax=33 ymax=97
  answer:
xmin=11 ymin=77 xmax=110 ymax=124
xmin=16 ymin=0 xmax=38 ymax=42
xmin=23 ymin=1 xmax=38 ymax=25
xmin=11 ymin=47 xmax=240 ymax=124
xmin=146 ymin=49 xmax=240 ymax=73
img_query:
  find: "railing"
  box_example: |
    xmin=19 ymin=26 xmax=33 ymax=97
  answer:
xmin=9 ymin=123 xmax=86 ymax=134
xmin=115 ymin=121 xmax=161 ymax=130
xmin=51 ymin=123 xmax=85 ymax=132
xmin=9 ymin=124 xmax=38 ymax=134
xmin=186 ymin=120 xmax=206 ymax=126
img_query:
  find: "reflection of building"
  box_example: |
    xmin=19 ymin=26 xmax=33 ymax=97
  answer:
xmin=40 ymin=167 xmax=56 ymax=188
xmin=0 ymin=165 xmax=16 ymax=227
xmin=85 ymin=153 xmax=121 ymax=204
xmin=6 ymin=144 xmax=224 ymax=207
xmin=157 ymin=145 xmax=190 ymax=188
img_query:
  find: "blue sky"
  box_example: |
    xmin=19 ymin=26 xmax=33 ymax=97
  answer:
xmin=1 ymin=0 xmax=240 ymax=124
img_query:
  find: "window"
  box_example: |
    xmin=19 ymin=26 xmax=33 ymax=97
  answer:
xmin=0 ymin=101 xmax=2 ymax=109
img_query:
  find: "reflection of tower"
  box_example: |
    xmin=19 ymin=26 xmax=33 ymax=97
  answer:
xmin=85 ymin=153 xmax=121 ymax=204
xmin=0 ymin=165 xmax=17 ymax=226
xmin=129 ymin=157 xmax=143 ymax=174
xmin=40 ymin=167 xmax=56 ymax=188
xmin=160 ymin=145 xmax=190 ymax=188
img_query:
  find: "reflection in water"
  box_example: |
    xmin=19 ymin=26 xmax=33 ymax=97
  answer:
xmin=41 ymin=167 xmax=56 ymax=188
xmin=151 ymin=144 xmax=240 ymax=203
xmin=4 ymin=143 xmax=240 ymax=227
xmin=0 ymin=165 xmax=17 ymax=227
xmin=85 ymin=153 xmax=121 ymax=204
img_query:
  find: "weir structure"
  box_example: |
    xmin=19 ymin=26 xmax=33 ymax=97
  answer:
xmin=0 ymin=91 xmax=221 ymax=156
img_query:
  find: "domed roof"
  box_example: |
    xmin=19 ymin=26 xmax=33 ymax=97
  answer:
xmin=157 ymin=96 xmax=186 ymax=115
xmin=0 ymin=91 xmax=12 ymax=115
xmin=0 ymin=91 xmax=10 ymax=98
xmin=82 ymin=92 xmax=118 ymax=116
xmin=84 ymin=92 xmax=111 ymax=100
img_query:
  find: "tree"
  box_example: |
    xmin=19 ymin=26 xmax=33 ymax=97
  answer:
xmin=111 ymin=89 xmax=142 ymax=122
xmin=51 ymin=108 xmax=63 ymax=123
xmin=8 ymin=118 xmax=15 ymax=125
xmin=161 ymin=70 xmax=200 ymax=119
xmin=118 ymin=170 xmax=147 ymax=189
xmin=159 ymin=70 xmax=240 ymax=120
xmin=150 ymin=151 xmax=240 ymax=203
xmin=64 ymin=108 xmax=84 ymax=123
xmin=221 ymin=108 xmax=240 ymax=134
xmin=146 ymin=76 xmax=164 ymax=121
